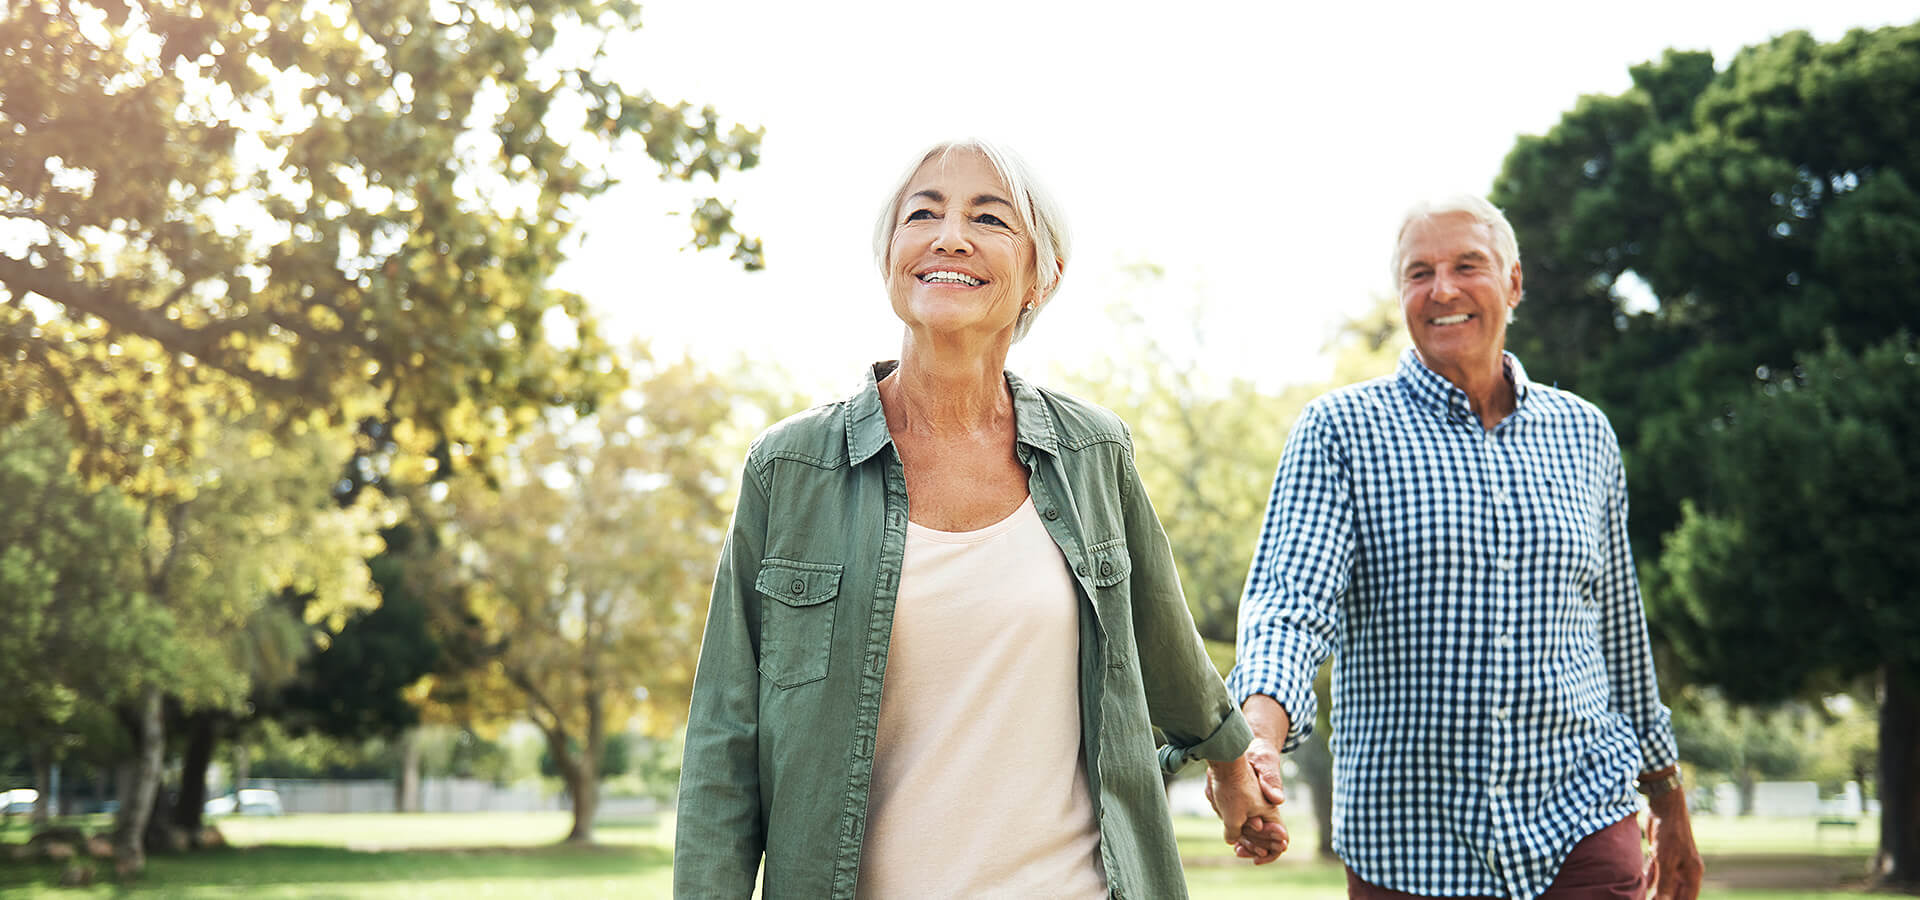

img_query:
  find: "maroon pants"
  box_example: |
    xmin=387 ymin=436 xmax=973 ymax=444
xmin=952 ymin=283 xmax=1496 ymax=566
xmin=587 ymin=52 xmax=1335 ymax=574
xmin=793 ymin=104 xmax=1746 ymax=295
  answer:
xmin=1344 ymin=815 xmax=1644 ymax=900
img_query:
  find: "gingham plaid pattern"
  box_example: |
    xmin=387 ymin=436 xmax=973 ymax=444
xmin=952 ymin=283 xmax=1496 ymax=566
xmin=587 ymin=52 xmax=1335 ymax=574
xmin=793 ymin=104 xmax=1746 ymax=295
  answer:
xmin=1228 ymin=349 xmax=1678 ymax=900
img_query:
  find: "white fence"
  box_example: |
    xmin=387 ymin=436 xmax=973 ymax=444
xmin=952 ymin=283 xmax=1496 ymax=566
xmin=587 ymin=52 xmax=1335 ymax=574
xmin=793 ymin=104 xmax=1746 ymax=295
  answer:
xmin=247 ymin=777 xmax=585 ymax=815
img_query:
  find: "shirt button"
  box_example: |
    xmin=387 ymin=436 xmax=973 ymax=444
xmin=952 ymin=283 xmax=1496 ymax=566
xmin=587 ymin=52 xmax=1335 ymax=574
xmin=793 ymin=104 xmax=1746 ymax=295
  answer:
xmin=1044 ymin=507 xmax=1060 ymax=520
xmin=1076 ymin=563 xmax=1090 ymax=577
xmin=1490 ymin=782 xmax=1506 ymax=795
xmin=1495 ymin=633 xmax=1514 ymax=648
xmin=1493 ymin=707 xmax=1509 ymax=721
xmin=1495 ymin=558 xmax=1516 ymax=572
xmin=1099 ymin=560 xmax=1114 ymax=577
xmin=1492 ymin=489 xmax=1510 ymax=504
xmin=790 ymin=578 xmax=806 ymax=594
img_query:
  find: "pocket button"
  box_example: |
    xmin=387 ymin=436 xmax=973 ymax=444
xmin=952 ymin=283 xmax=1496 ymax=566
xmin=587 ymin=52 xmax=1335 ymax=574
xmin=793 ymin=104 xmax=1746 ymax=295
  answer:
xmin=790 ymin=578 xmax=806 ymax=595
xmin=1099 ymin=561 xmax=1114 ymax=577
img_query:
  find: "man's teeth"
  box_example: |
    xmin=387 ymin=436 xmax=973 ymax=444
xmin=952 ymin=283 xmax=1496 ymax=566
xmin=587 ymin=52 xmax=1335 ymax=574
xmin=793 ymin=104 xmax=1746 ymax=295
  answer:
xmin=1431 ymin=314 xmax=1472 ymax=326
xmin=920 ymin=271 xmax=982 ymax=286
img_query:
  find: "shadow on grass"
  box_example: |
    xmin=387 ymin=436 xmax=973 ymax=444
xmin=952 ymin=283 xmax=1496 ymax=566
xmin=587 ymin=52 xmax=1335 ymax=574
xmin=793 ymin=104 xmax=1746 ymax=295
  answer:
xmin=1701 ymin=852 xmax=1874 ymax=894
xmin=0 ymin=842 xmax=673 ymax=891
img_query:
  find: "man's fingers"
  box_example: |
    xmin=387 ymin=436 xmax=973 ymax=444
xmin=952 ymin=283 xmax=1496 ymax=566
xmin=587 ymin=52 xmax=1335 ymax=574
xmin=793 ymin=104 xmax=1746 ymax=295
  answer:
xmin=1246 ymin=749 xmax=1287 ymax=806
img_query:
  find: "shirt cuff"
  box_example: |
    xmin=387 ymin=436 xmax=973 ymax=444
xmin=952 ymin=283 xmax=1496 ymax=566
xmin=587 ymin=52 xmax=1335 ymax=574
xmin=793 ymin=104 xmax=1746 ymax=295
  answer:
xmin=1227 ymin=670 xmax=1317 ymax=753
xmin=1158 ymin=708 xmax=1254 ymax=775
xmin=1638 ymin=708 xmax=1680 ymax=773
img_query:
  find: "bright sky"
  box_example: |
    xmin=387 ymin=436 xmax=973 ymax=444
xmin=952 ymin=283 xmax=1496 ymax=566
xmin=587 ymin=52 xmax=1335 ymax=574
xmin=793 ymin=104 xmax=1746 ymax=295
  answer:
xmin=554 ymin=0 xmax=1918 ymax=403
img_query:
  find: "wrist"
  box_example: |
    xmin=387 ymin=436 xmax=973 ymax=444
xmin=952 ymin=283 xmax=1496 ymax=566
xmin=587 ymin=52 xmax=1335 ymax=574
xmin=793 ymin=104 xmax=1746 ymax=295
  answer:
xmin=1637 ymin=766 xmax=1684 ymax=800
xmin=1240 ymin=694 xmax=1291 ymax=746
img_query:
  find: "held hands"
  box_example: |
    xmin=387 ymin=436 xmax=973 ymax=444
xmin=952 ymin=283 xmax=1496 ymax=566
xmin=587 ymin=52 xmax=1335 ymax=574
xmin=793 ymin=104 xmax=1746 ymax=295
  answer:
xmin=1204 ymin=743 xmax=1290 ymax=864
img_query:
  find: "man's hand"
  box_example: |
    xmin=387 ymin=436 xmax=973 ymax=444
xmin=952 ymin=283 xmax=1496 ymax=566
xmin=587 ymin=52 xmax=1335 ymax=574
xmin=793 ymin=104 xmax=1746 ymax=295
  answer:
xmin=1644 ymin=770 xmax=1704 ymax=900
xmin=1203 ymin=694 xmax=1296 ymax=864
xmin=1205 ymin=752 xmax=1288 ymax=863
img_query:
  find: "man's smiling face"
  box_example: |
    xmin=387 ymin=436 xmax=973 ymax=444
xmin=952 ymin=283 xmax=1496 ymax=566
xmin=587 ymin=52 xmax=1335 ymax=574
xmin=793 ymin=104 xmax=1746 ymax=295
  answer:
xmin=1397 ymin=211 xmax=1522 ymax=382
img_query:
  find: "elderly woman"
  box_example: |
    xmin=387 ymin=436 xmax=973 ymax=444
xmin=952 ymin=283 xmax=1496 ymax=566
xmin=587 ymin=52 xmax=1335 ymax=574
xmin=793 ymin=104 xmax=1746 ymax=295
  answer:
xmin=674 ymin=139 xmax=1283 ymax=899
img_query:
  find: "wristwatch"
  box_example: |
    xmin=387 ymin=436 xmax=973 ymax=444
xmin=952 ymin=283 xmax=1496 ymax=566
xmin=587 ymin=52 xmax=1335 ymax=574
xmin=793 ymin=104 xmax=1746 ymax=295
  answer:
xmin=1636 ymin=769 xmax=1684 ymax=798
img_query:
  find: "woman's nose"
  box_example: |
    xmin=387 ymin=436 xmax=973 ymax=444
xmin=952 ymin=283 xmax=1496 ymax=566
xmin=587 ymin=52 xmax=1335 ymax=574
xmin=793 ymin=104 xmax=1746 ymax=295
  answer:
xmin=931 ymin=216 xmax=971 ymax=255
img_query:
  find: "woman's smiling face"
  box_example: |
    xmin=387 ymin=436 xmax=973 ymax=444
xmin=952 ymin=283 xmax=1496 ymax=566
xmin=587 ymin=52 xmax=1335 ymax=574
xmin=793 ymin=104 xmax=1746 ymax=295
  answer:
xmin=885 ymin=149 xmax=1037 ymax=342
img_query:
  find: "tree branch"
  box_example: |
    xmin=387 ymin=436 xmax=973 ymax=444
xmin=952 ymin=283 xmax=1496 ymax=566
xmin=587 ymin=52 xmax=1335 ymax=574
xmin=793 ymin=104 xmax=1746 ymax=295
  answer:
xmin=0 ymin=256 xmax=310 ymax=399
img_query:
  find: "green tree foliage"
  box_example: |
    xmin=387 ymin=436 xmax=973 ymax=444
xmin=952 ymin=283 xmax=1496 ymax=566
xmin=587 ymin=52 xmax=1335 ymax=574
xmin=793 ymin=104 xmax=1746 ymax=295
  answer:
xmin=1657 ymin=339 xmax=1920 ymax=698
xmin=0 ymin=0 xmax=761 ymax=491
xmin=261 ymin=524 xmax=442 ymax=742
xmin=432 ymin=347 xmax=762 ymax=843
xmin=1060 ymin=286 xmax=1406 ymax=859
xmin=1491 ymin=23 xmax=1920 ymax=884
xmin=0 ymin=415 xmax=159 ymax=815
xmin=1671 ymin=689 xmax=1816 ymax=814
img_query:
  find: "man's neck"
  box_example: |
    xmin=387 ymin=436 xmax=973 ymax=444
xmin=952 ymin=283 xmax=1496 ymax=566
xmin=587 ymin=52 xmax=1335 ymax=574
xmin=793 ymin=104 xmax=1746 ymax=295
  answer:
xmin=1421 ymin=350 xmax=1515 ymax=430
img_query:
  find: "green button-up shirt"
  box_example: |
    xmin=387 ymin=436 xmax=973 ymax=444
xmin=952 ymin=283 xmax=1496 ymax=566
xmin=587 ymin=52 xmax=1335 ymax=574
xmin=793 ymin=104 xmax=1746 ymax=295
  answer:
xmin=674 ymin=362 xmax=1251 ymax=899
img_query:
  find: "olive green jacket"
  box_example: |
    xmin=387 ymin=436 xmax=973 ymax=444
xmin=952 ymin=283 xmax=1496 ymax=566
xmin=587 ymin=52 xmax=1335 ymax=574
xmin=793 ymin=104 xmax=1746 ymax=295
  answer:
xmin=673 ymin=362 xmax=1252 ymax=899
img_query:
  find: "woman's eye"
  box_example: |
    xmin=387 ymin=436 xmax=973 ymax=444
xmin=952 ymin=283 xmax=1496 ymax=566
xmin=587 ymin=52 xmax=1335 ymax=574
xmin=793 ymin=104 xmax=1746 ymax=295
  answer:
xmin=975 ymin=213 xmax=1009 ymax=227
xmin=905 ymin=209 xmax=936 ymax=222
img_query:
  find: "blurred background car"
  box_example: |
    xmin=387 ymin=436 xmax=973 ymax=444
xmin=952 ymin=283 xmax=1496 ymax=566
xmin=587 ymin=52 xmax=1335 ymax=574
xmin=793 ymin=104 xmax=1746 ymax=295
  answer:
xmin=1 ymin=788 xmax=37 ymax=815
xmin=203 ymin=788 xmax=284 ymax=816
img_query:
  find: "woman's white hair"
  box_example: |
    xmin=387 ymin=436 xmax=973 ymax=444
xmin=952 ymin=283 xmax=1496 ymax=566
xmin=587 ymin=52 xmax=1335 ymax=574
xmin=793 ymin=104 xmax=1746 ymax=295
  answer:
xmin=872 ymin=138 xmax=1071 ymax=342
xmin=1391 ymin=194 xmax=1521 ymax=284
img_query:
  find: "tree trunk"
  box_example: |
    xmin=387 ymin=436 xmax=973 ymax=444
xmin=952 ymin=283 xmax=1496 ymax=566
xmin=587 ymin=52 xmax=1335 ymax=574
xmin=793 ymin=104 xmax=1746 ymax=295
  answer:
xmin=396 ymin=727 xmax=421 ymax=813
xmin=31 ymin=752 xmax=52 ymax=826
xmin=173 ymin=712 xmax=216 ymax=843
xmin=113 ymin=686 xmax=165 ymax=875
xmin=564 ymin=757 xmax=599 ymax=844
xmin=1295 ymin=734 xmax=1336 ymax=859
xmin=1871 ymin=664 xmax=1920 ymax=890
xmin=1737 ymin=767 xmax=1756 ymax=817
xmin=232 ymin=742 xmax=251 ymax=794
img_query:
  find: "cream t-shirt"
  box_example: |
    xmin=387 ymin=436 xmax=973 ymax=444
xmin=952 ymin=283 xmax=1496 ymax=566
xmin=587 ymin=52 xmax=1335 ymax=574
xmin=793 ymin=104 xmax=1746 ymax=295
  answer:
xmin=854 ymin=496 xmax=1107 ymax=899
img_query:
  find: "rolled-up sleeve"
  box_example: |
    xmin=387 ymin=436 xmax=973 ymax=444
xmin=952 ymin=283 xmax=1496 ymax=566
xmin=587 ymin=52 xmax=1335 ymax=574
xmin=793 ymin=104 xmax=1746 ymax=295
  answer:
xmin=1592 ymin=445 xmax=1679 ymax=772
xmin=674 ymin=456 xmax=771 ymax=898
xmin=1117 ymin=426 xmax=1253 ymax=771
xmin=1226 ymin=403 xmax=1353 ymax=753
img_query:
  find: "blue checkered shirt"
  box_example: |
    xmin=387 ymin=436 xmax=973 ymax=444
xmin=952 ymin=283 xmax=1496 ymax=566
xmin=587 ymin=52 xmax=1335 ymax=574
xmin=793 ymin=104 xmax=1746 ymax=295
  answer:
xmin=1228 ymin=349 xmax=1677 ymax=900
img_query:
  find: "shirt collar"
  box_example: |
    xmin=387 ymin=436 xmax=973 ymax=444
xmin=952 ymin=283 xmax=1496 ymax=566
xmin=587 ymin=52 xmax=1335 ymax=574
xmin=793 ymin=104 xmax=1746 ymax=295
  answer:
xmin=845 ymin=361 xmax=1060 ymax=466
xmin=1396 ymin=348 xmax=1533 ymax=423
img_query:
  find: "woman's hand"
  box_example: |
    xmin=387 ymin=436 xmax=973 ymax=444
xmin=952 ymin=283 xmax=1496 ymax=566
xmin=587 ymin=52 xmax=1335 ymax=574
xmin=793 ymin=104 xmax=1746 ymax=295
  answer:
xmin=1205 ymin=752 xmax=1290 ymax=864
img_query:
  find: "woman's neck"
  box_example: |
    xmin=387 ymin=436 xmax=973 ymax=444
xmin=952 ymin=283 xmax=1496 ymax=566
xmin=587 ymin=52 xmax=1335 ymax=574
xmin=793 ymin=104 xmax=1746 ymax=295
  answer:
xmin=881 ymin=333 xmax=1014 ymax=435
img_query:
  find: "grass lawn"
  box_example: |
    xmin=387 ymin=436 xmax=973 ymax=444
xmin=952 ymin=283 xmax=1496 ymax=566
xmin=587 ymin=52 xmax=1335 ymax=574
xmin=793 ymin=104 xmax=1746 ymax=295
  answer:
xmin=0 ymin=812 xmax=1881 ymax=898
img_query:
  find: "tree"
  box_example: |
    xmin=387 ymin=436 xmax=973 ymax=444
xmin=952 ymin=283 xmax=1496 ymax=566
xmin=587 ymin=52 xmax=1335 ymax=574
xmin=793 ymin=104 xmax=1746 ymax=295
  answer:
xmin=432 ymin=347 xmax=752 ymax=843
xmin=1670 ymin=689 xmax=1817 ymax=814
xmin=1492 ymin=23 xmax=1920 ymax=885
xmin=1060 ymin=284 xmax=1406 ymax=859
xmin=0 ymin=415 xmax=158 ymax=825
xmin=1 ymin=0 xmax=761 ymax=490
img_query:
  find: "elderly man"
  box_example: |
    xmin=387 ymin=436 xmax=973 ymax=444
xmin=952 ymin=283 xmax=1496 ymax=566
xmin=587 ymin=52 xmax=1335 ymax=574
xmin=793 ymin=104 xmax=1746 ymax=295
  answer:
xmin=1219 ymin=196 xmax=1703 ymax=899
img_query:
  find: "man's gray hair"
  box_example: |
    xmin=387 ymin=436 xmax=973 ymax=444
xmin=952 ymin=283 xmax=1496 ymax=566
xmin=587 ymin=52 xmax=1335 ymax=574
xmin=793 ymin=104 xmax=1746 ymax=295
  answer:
xmin=1391 ymin=195 xmax=1521 ymax=284
xmin=873 ymin=138 xmax=1070 ymax=342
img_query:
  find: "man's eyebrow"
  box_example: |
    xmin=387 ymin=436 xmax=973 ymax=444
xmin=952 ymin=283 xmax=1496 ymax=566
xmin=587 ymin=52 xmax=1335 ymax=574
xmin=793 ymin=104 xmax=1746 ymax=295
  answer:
xmin=1456 ymin=250 xmax=1493 ymax=263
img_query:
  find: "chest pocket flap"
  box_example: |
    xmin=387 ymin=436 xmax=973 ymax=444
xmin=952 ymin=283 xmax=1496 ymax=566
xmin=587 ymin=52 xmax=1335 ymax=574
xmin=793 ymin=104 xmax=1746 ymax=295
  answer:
xmin=756 ymin=558 xmax=842 ymax=606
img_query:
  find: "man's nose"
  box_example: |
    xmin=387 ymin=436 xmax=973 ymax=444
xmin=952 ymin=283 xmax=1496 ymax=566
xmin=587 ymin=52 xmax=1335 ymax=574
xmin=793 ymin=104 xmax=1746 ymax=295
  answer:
xmin=1431 ymin=269 xmax=1460 ymax=300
